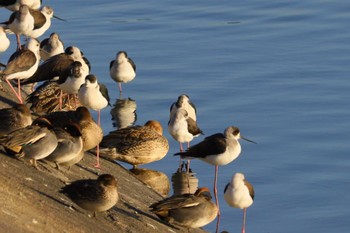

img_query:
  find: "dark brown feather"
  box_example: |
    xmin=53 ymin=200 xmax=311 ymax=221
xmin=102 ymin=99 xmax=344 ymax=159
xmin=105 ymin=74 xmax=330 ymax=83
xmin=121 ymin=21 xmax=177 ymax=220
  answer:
xmin=175 ymin=133 xmax=226 ymax=158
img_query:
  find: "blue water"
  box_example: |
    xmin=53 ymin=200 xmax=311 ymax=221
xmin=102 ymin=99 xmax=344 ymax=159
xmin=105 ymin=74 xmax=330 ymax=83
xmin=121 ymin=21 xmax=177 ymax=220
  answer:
xmin=2 ymin=0 xmax=350 ymax=232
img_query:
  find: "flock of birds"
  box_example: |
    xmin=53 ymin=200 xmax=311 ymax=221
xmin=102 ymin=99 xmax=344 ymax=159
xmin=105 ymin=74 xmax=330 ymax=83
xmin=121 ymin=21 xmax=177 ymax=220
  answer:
xmin=0 ymin=1 xmax=257 ymax=233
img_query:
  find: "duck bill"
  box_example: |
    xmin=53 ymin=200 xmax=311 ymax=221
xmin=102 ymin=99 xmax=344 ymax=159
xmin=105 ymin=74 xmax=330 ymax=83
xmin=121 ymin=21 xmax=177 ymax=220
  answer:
xmin=53 ymin=15 xmax=67 ymax=22
xmin=241 ymin=136 xmax=257 ymax=144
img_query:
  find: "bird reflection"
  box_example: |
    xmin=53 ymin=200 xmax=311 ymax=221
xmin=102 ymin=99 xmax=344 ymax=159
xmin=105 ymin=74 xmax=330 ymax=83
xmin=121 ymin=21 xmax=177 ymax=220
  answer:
xmin=129 ymin=167 xmax=170 ymax=197
xmin=110 ymin=96 xmax=137 ymax=129
xmin=171 ymin=162 xmax=199 ymax=195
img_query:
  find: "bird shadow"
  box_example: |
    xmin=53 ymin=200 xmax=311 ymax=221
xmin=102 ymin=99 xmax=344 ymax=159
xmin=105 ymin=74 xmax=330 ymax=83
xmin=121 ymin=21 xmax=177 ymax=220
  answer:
xmin=27 ymin=186 xmax=71 ymax=209
xmin=122 ymin=202 xmax=180 ymax=230
xmin=0 ymin=92 xmax=18 ymax=106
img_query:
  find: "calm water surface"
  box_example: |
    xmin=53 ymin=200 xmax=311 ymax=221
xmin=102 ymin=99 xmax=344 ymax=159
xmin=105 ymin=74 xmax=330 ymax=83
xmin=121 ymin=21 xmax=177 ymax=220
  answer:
xmin=2 ymin=0 xmax=350 ymax=232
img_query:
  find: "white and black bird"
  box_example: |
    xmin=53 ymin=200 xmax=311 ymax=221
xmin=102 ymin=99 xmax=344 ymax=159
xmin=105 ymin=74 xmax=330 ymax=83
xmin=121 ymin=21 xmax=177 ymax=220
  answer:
xmin=168 ymin=108 xmax=203 ymax=153
xmin=58 ymin=61 xmax=86 ymax=109
xmin=110 ymin=97 xmax=137 ymax=129
xmin=40 ymin=32 xmax=64 ymax=61
xmin=78 ymin=74 xmax=110 ymax=168
xmin=27 ymin=6 xmax=55 ymax=38
xmin=175 ymin=126 xmax=256 ymax=215
xmin=170 ymin=94 xmax=197 ymax=121
xmin=0 ymin=0 xmax=41 ymax=11
xmin=0 ymin=26 xmax=10 ymax=68
xmin=0 ymin=38 xmax=40 ymax=103
xmin=78 ymin=74 xmax=110 ymax=124
xmin=109 ymin=51 xmax=136 ymax=93
xmin=224 ymin=173 xmax=255 ymax=233
xmin=1 ymin=4 xmax=34 ymax=50
xmin=0 ymin=26 xmax=10 ymax=54
xmin=21 ymin=46 xmax=90 ymax=85
xmin=169 ymin=94 xmax=201 ymax=170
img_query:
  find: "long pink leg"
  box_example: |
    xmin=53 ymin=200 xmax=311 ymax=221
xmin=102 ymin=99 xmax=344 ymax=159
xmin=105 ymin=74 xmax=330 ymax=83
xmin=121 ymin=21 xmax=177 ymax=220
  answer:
xmin=59 ymin=90 xmax=63 ymax=110
xmin=118 ymin=83 xmax=122 ymax=92
xmin=178 ymin=142 xmax=184 ymax=170
xmin=17 ymin=79 xmax=22 ymax=103
xmin=186 ymin=141 xmax=191 ymax=172
xmin=214 ymin=165 xmax=221 ymax=233
xmin=242 ymin=208 xmax=247 ymax=233
xmin=214 ymin=165 xmax=220 ymax=214
xmin=16 ymin=34 xmax=21 ymax=50
xmin=6 ymin=79 xmax=22 ymax=103
xmin=94 ymin=110 xmax=101 ymax=168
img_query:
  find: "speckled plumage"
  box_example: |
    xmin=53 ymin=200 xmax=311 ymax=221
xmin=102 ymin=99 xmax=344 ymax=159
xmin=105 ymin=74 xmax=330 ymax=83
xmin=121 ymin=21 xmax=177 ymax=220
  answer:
xmin=26 ymin=80 xmax=75 ymax=113
xmin=0 ymin=104 xmax=32 ymax=136
xmin=101 ymin=120 xmax=169 ymax=168
xmin=150 ymin=187 xmax=218 ymax=228
xmin=60 ymin=174 xmax=119 ymax=213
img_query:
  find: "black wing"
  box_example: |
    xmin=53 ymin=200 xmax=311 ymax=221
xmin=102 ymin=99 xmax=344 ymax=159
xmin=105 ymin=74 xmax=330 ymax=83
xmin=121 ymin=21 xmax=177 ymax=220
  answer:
xmin=175 ymin=133 xmax=226 ymax=158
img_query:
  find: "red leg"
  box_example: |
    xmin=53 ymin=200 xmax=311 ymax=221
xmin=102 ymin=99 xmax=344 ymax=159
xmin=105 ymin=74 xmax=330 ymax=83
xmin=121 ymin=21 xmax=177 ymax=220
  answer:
xmin=178 ymin=142 xmax=184 ymax=170
xmin=94 ymin=144 xmax=100 ymax=168
xmin=6 ymin=79 xmax=22 ymax=103
xmin=214 ymin=165 xmax=220 ymax=215
xmin=214 ymin=165 xmax=221 ymax=233
xmin=17 ymin=79 xmax=22 ymax=103
xmin=59 ymin=90 xmax=63 ymax=110
xmin=242 ymin=208 xmax=247 ymax=233
xmin=118 ymin=83 xmax=122 ymax=92
xmin=16 ymin=34 xmax=21 ymax=50
xmin=94 ymin=110 xmax=101 ymax=168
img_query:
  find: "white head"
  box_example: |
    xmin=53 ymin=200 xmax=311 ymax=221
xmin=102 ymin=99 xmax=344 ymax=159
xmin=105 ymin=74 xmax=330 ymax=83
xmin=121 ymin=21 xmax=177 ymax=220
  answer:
xmin=176 ymin=94 xmax=190 ymax=107
xmin=27 ymin=38 xmax=40 ymax=53
xmin=232 ymin=172 xmax=245 ymax=188
xmin=117 ymin=51 xmax=128 ymax=63
xmin=41 ymin=6 xmax=54 ymax=18
xmin=224 ymin=126 xmax=241 ymax=140
xmin=64 ymin=46 xmax=84 ymax=60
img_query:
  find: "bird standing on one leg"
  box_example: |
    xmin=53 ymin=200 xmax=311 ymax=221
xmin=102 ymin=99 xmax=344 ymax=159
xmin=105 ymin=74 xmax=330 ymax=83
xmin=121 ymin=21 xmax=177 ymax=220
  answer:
xmin=0 ymin=38 xmax=40 ymax=103
xmin=224 ymin=173 xmax=254 ymax=233
xmin=109 ymin=51 xmax=136 ymax=93
xmin=78 ymin=74 xmax=110 ymax=167
xmin=168 ymin=108 xmax=203 ymax=172
xmin=1 ymin=4 xmax=34 ymax=50
xmin=174 ymin=126 xmax=256 ymax=215
xmin=169 ymin=94 xmax=199 ymax=170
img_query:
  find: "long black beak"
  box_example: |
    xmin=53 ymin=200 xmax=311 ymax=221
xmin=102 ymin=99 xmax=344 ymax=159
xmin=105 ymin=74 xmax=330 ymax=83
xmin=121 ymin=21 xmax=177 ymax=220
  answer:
xmin=241 ymin=136 xmax=257 ymax=144
xmin=53 ymin=15 xmax=67 ymax=22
